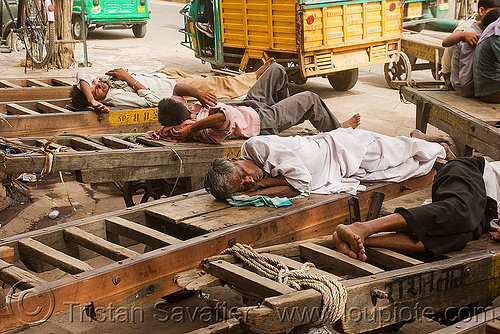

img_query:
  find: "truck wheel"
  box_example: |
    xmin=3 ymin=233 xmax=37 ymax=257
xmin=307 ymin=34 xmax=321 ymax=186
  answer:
xmin=72 ymin=15 xmax=87 ymax=40
xmin=132 ymin=24 xmax=147 ymax=38
xmin=384 ymin=52 xmax=411 ymax=89
xmin=6 ymin=31 xmax=23 ymax=52
xmin=327 ymin=68 xmax=358 ymax=91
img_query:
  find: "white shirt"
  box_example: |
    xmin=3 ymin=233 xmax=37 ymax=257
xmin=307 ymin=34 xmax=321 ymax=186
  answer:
xmin=241 ymin=128 xmax=446 ymax=195
xmin=483 ymin=160 xmax=500 ymax=229
xmin=76 ymin=71 xmax=176 ymax=108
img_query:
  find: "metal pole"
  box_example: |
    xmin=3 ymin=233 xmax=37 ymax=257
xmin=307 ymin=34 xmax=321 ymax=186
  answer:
xmin=80 ymin=0 xmax=88 ymax=66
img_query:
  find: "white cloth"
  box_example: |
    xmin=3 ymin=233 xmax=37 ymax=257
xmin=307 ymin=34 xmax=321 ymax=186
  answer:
xmin=241 ymin=128 xmax=446 ymax=195
xmin=76 ymin=71 xmax=176 ymax=108
xmin=451 ymin=23 xmax=482 ymax=97
xmin=483 ymin=161 xmax=500 ymax=230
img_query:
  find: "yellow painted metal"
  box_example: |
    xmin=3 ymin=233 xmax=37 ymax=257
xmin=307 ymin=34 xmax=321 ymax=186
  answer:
xmin=490 ymin=253 xmax=500 ymax=297
xmin=108 ymin=108 xmax=158 ymax=126
xmin=407 ymin=2 xmax=422 ymax=18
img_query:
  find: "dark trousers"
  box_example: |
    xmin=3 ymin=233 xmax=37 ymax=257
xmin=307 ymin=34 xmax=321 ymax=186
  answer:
xmin=238 ymin=63 xmax=342 ymax=135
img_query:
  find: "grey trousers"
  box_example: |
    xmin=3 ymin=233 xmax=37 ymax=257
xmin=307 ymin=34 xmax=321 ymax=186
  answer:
xmin=238 ymin=63 xmax=342 ymax=135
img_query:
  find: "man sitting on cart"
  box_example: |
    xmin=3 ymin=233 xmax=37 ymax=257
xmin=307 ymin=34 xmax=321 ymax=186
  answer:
xmin=474 ymin=16 xmax=500 ymax=103
xmin=69 ymin=59 xmax=276 ymax=113
xmin=149 ymin=61 xmax=360 ymax=143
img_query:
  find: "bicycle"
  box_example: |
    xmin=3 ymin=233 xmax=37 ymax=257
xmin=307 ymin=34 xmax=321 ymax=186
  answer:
xmin=2 ymin=0 xmax=55 ymax=67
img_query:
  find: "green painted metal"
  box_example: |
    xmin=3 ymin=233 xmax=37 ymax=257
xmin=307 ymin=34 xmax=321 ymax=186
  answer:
xmin=426 ymin=19 xmax=460 ymax=32
xmin=72 ymin=0 xmax=150 ymax=23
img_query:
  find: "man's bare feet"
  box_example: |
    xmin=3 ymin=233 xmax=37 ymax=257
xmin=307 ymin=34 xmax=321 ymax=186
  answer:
xmin=255 ymin=58 xmax=276 ymax=79
xmin=333 ymin=232 xmax=358 ymax=259
xmin=336 ymin=224 xmax=367 ymax=261
xmin=490 ymin=230 xmax=500 ymax=241
xmin=342 ymin=113 xmax=361 ymax=129
xmin=410 ymin=129 xmax=453 ymax=146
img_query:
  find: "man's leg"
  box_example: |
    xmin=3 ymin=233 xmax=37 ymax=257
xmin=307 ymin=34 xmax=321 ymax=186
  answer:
xmin=243 ymin=62 xmax=290 ymax=105
xmin=269 ymin=91 xmax=343 ymax=133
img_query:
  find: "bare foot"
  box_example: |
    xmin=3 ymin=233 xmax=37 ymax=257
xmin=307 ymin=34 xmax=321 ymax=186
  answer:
xmin=491 ymin=231 xmax=500 ymax=241
xmin=333 ymin=232 xmax=358 ymax=259
xmin=255 ymin=57 xmax=276 ymax=79
xmin=440 ymin=142 xmax=456 ymax=160
xmin=410 ymin=129 xmax=453 ymax=146
xmin=336 ymin=224 xmax=367 ymax=261
xmin=342 ymin=113 xmax=361 ymax=129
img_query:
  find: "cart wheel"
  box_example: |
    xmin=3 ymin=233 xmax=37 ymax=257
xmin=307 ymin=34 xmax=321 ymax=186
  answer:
xmin=327 ymin=68 xmax=358 ymax=91
xmin=289 ymin=71 xmax=307 ymax=85
xmin=384 ymin=52 xmax=412 ymax=89
xmin=122 ymin=180 xmax=162 ymax=207
xmin=6 ymin=32 xmax=23 ymax=52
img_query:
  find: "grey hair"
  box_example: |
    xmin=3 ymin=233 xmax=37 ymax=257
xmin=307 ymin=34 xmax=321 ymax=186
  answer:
xmin=204 ymin=158 xmax=236 ymax=200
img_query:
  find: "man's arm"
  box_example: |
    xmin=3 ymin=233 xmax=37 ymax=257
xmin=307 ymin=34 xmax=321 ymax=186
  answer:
xmin=78 ymin=80 xmax=110 ymax=113
xmin=173 ymin=82 xmax=217 ymax=108
xmin=442 ymin=30 xmax=480 ymax=47
xmin=169 ymin=112 xmax=226 ymax=141
xmin=236 ymin=175 xmax=301 ymax=197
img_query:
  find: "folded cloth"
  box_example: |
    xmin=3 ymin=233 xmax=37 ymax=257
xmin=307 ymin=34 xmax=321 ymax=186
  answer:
xmin=145 ymin=119 xmax=196 ymax=142
xmin=227 ymin=187 xmax=311 ymax=208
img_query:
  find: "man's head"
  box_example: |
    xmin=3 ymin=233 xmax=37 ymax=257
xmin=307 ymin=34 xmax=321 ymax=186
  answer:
xmin=478 ymin=7 xmax=500 ymax=29
xmin=477 ymin=0 xmax=500 ymax=20
xmin=91 ymin=80 xmax=109 ymax=101
xmin=204 ymin=158 xmax=264 ymax=200
xmin=158 ymin=98 xmax=191 ymax=127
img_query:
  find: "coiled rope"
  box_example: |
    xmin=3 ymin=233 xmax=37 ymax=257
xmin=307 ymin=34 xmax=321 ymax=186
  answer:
xmin=221 ymin=243 xmax=347 ymax=326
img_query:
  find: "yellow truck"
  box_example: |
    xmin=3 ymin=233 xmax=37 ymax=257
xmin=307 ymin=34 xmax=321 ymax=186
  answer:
xmin=181 ymin=0 xmax=402 ymax=90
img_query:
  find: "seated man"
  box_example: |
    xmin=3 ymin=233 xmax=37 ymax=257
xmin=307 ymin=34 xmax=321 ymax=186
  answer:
xmin=69 ymin=59 xmax=275 ymax=113
xmin=203 ymin=128 xmax=454 ymax=200
xmin=451 ymin=9 xmax=500 ymax=97
xmin=441 ymin=0 xmax=500 ymax=88
xmin=150 ymin=62 xmax=360 ymax=143
xmin=333 ymin=156 xmax=500 ymax=260
xmin=474 ymin=16 xmax=500 ymax=102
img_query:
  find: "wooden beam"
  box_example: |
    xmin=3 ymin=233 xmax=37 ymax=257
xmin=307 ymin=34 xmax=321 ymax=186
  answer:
xmin=299 ymin=243 xmax=384 ymax=276
xmin=0 ymin=80 xmax=21 ymax=88
xmin=18 ymin=237 xmax=94 ymax=274
xmin=6 ymin=103 xmax=39 ymax=115
xmin=27 ymin=79 xmax=52 ymax=87
xmin=364 ymin=247 xmax=423 ymax=269
xmin=70 ymin=138 xmax=111 ymax=151
xmin=0 ymin=259 xmax=47 ymax=289
xmin=37 ymin=101 xmax=72 ymax=113
xmin=51 ymin=78 xmax=73 ymax=86
xmin=63 ymin=226 xmax=139 ymax=261
xmin=101 ymin=136 xmax=143 ymax=149
xmin=186 ymin=319 xmax=242 ymax=334
xmin=105 ymin=217 xmax=182 ymax=249
xmin=34 ymin=140 xmax=76 ymax=152
xmin=0 ymin=86 xmax=71 ymax=102
xmin=264 ymin=253 xmax=343 ymax=281
xmin=0 ymin=247 xmax=14 ymax=264
xmin=204 ymin=260 xmax=295 ymax=298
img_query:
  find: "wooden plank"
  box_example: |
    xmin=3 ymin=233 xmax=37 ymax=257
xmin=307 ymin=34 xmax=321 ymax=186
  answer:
xmin=299 ymin=243 xmax=384 ymax=276
xmin=364 ymin=247 xmax=423 ymax=269
xmin=70 ymin=137 xmax=111 ymax=151
xmin=0 ymin=80 xmax=21 ymax=88
xmin=34 ymin=140 xmax=76 ymax=152
xmin=27 ymin=79 xmax=52 ymax=87
xmin=0 ymin=86 xmax=71 ymax=102
xmin=63 ymin=226 xmax=139 ymax=261
xmin=105 ymin=216 xmax=182 ymax=248
xmin=37 ymin=101 xmax=72 ymax=113
xmin=136 ymin=136 xmax=171 ymax=147
xmin=186 ymin=319 xmax=242 ymax=334
xmin=145 ymin=194 xmax=230 ymax=224
xmin=6 ymin=103 xmax=39 ymax=115
xmin=0 ymin=247 xmax=14 ymax=264
xmin=204 ymin=260 xmax=295 ymax=298
xmin=51 ymin=78 xmax=73 ymax=86
xmin=18 ymin=237 xmax=94 ymax=274
xmin=0 ymin=259 xmax=46 ymax=289
xmin=101 ymin=136 xmax=143 ymax=149
xmin=264 ymin=253 xmax=343 ymax=281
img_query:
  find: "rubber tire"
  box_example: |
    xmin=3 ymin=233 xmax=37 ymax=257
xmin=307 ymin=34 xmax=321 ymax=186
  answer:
xmin=6 ymin=31 xmax=23 ymax=52
xmin=72 ymin=15 xmax=87 ymax=40
xmin=407 ymin=23 xmax=425 ymax=32
xmin=384 ymin=52 xmax=412 ymax=89
xmin=132 ymin=24 xmax=147 ymax=38
xmin=327 ymin=68 xmax=359 ymax=91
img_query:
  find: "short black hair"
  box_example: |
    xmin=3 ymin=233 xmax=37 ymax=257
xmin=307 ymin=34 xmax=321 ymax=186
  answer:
xmin=70 ymin=85 xmax=90 ymax=110
xmin=157 ymin=98 xmax=191 ymax=127
xmin=478 ymin=0 xmax=500 ymax=10
xmin=481 ymin=7 xmax=500 ymax=27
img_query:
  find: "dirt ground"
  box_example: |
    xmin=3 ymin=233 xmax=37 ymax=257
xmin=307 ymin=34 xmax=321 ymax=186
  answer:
xmin=0 ymin=1 xmax=482 ymax=333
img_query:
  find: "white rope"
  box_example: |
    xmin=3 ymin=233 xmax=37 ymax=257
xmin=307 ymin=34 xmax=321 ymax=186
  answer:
xmin=221 ymin=243 xmax=347 ymax=326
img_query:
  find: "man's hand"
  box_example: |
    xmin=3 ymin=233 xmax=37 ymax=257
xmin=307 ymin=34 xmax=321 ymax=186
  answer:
xmin=463 ymin=31 xmax=480 ymax=46
xmin=197 ymin=90 xmax=217 ymax=108
xmin=169 ymin=127 xmax=191 ymax=141
xmin=90 ymin=99 xmax=110 ymax=113
xmin=105 ymin=68 xmax=132 ymax=81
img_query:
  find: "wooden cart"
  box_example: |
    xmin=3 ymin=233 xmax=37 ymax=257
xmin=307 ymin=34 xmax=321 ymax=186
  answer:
xmin=0 ymin=172 xmax=433 ymax=332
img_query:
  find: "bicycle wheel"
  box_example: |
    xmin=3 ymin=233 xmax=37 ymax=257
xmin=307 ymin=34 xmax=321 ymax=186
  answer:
xmin=18 ymin=0 xmax=55 ymax=67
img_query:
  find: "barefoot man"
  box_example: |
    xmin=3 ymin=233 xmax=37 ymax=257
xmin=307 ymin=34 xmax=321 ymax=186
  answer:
xmin=147 ymin=61 xmax=360 ymax=143
xmin=203 ymin=128 xmax=455 ymax=200
xmin=334 ymin=152 xmax=500 ymax=261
